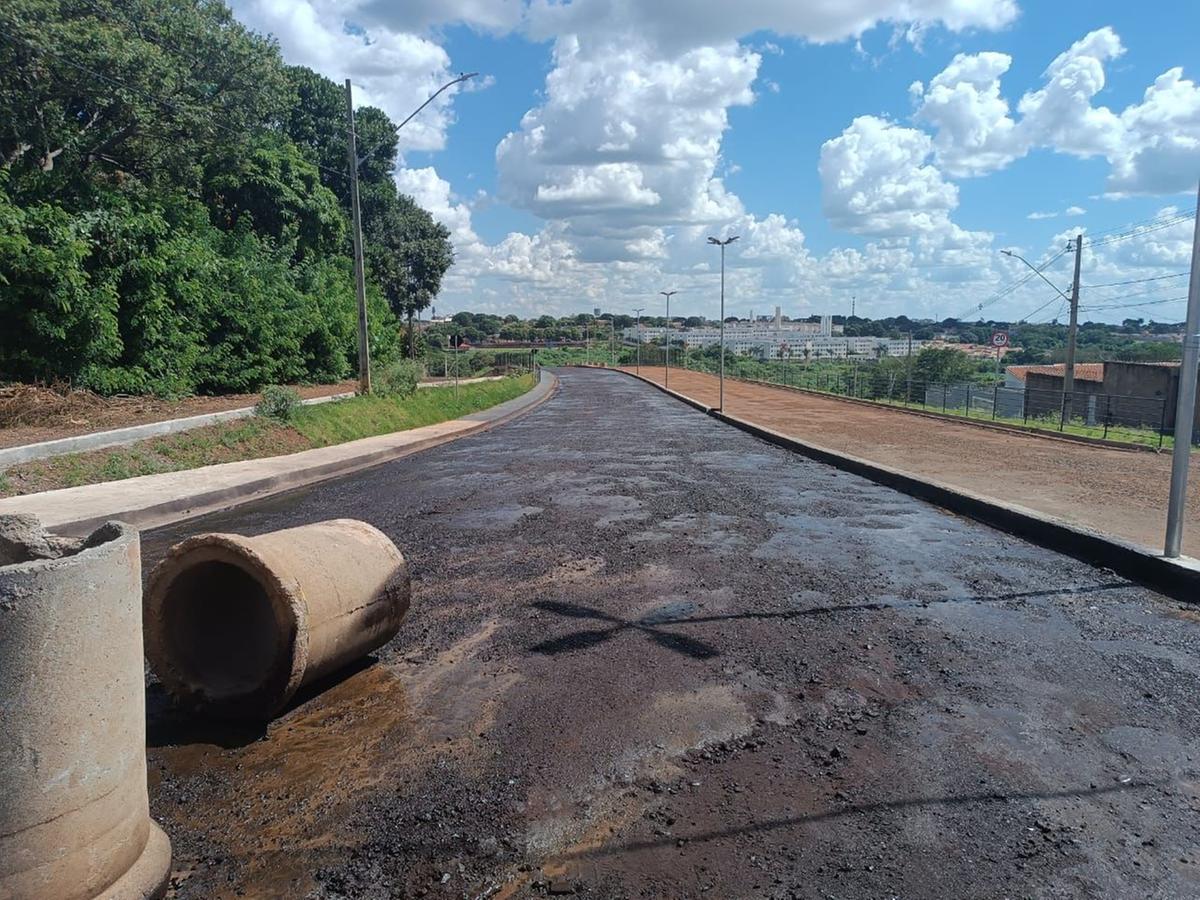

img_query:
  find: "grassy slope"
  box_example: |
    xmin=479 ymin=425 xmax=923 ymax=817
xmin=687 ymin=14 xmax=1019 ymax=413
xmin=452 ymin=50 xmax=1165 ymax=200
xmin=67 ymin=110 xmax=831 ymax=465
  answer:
xmin=0 ymin=375 xmax=535 ymax=497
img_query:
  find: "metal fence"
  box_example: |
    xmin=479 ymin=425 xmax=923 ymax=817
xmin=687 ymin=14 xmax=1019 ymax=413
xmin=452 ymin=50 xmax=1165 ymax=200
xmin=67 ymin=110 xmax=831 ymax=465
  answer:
xmin=657 ymin=353 xmax=1193 ymax=450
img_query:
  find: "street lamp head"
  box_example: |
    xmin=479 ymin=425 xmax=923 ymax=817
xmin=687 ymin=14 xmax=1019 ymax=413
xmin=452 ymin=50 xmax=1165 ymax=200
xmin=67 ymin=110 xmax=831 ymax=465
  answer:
xmin=707 ymin=235 xmax=740 ymax=246
xmin=707 ymin=236 xmax=721 ymax=245
xmin=1001 ymin=249 xmax=1015 ymax=257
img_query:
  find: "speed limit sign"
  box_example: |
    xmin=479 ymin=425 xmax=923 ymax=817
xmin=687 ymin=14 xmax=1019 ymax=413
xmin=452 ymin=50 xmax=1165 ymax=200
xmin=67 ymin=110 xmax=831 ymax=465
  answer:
xmin=991 ymin=331 xmax=1010 ymax=348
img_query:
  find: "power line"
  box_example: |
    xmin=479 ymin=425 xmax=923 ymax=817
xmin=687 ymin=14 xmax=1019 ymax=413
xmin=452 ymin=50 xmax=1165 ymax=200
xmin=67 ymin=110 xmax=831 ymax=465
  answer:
xmin=955 ymin=246 xmax=1070 ymax=321
xmin=1082 ymin=272 xmax=1188 ymax=289
xmin=1080 ymin=295 xmax=1188 ymax=312
xmin=1088 ymin=210 xmax=1196 ymax=248
xmin=1017 ymin=292 xmax=1067 ymax=323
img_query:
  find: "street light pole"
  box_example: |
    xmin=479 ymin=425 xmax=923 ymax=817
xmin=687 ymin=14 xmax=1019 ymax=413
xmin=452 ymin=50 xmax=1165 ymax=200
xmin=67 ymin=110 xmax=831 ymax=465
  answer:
xmin=344 ymin=79 xmax=371 ymax=395
xmin=344 ymin=71 xmax=478 ymax=395
xmin=707 ymin=236 xmax=740 ymax=412
xmin=633 ymin=308 xmax=645 ymax=375
xmin=1165 ymin=185 xmax=1200 ymax=558
xmin=660 ymin=290 xmax=678 ymax=387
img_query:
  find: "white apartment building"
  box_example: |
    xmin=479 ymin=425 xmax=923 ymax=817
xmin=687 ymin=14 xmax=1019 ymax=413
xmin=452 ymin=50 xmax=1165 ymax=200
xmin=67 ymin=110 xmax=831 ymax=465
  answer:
xmin=622 ymin=313 xmax=917 ymax=359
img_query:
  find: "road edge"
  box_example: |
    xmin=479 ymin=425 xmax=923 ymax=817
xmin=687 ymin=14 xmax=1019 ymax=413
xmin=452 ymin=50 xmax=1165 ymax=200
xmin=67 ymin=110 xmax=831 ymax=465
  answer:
xmin=610 ymin=366 xmax=1200 ymax=603
xmin=10 ymin=371 xmax=558 ymax=536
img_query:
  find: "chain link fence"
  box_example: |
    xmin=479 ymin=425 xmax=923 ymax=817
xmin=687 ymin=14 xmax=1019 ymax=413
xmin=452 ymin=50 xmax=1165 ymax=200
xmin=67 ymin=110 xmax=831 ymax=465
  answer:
xmin=640 ymin=349 xmax=1192 ymax=450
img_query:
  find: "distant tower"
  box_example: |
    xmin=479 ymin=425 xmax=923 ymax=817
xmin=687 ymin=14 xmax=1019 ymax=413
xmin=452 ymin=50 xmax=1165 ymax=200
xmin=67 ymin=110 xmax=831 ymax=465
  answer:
xmin=851 ymin=296 xmax=856 ymax=318
xmin=820 ymin=314 xmax=832 ymax=337
xmin=774 ymin=306 xmax=782 ymax=330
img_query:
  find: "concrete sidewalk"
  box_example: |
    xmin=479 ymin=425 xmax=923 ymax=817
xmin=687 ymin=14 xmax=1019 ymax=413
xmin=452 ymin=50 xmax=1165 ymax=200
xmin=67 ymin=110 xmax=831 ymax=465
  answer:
xmin=0 ymin=371 xmax=556 ymax=535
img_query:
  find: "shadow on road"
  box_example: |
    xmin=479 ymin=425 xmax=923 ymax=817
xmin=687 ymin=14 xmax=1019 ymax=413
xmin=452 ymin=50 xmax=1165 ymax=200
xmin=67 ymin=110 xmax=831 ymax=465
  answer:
xmin=566 ymin=779 xmax=1162 ymax=859
xmin=528 ymin=582 xmax=1129 ymax=660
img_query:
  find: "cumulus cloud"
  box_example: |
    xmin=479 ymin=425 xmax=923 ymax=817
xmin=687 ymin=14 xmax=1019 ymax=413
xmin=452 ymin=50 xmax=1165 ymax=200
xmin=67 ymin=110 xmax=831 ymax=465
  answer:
xmin=912 ymin=26 xmax=1200 ymax=195
xmin=524 ymin=0 xmax=1019 ymax=53
xmin=496 ymin=35 xmax=757 ymax=234
xmin=230 ymin=0 xmax=465 ymax=153
xmin=818 ymin=116 xmax=960 ymax=236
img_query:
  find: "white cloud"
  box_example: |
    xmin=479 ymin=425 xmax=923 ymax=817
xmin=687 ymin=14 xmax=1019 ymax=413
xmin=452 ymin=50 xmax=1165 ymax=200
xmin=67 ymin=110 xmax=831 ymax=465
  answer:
xmin=1026 ymin=205 xmax=1086 ymax=220
xmin=1110 ymin=68 xmax=1200 ymax=195
xmin=818 ymin=115 xmax=960 ymax=237
xmin=496 ymin=35 xmax=757 ymax=235
xmin=911 ymin=50 xmax=1021 ymax=176
xmin=912 ymin=27 xmax=1200 ymax=195
xmin=524 ymin=0 xmax=1019 ymax=53
xmin=230 ymin=0 xmax=476 ymax=153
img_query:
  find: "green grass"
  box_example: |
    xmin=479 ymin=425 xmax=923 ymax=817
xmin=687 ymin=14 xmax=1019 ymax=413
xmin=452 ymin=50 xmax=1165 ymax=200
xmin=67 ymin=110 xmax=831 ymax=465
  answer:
xmin=292 ymin=374 xmax=535 ymax=446
xmin=0 ymin=375 xmax=536 ymax=497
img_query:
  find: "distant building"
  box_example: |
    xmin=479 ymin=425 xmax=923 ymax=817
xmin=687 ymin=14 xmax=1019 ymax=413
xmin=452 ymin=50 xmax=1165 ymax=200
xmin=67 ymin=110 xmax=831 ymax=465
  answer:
xmin=621 ymin=312 xmax=915 ymax=358
xmin=593 ymin=307 xmax=602 ymax=318
xmin=1005 ymin=361 xmax=1196 ymax=433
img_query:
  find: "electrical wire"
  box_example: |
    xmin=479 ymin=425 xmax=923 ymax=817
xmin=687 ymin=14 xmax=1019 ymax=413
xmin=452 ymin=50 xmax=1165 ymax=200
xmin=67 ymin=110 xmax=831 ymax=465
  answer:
xmin=1080 ymin=295 xmax=1188 ymax=312
xmin=1084 ymin=207 xmax=1198 ymax=240
xmin=1081 ymin=272 xmax=1188 ymax=289
xmin=954 ymin=246 xmax=1070 ymax=321
xmin=1087 ymin=211 xmax=1196 ymax=248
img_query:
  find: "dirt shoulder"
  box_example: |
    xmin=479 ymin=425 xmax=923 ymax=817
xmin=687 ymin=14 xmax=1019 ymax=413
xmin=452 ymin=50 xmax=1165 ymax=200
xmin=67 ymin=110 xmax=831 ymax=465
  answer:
xmin=622 ymin=367 xmax=1200 ymax=558
xmin=0 ymin=381 xmax=358 ymax=450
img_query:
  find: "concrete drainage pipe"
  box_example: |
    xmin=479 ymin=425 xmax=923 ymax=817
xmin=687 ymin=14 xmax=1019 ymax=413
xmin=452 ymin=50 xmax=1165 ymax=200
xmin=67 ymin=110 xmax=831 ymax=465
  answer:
xmin=145 ymin=518 xmax=410 ymax=719
xmin=0 ymin=516 xmax=171 ymax=900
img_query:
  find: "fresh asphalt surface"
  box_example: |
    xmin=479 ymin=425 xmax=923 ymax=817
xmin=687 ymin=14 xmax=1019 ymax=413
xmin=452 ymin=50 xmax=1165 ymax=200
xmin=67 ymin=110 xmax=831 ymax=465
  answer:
xmin=144 ymin=367 xmax=1200 ymax=899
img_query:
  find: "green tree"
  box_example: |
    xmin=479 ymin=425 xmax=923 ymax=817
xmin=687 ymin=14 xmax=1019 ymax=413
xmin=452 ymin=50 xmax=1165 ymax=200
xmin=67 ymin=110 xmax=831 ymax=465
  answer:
xmin=912 ymin=347 xmax=975 ymax=385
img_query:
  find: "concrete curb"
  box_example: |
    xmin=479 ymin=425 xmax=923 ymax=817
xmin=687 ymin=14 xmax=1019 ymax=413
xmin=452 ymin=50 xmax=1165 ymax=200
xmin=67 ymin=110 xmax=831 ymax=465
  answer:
xmin=0 ymin=391 xmax=356 ymax=467
xmin=0 ymin=377 xmax=518 ymax=468
xmin=0 ymin=372 xmax=557 ymax=536
xmin=610 ymin=366 xmax=1200 ymax=603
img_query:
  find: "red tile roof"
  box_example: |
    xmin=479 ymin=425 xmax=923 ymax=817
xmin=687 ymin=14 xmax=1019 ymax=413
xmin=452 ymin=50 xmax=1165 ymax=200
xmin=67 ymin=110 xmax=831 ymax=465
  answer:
xmin=1007 ymin=363 xmax=1106 ymax=383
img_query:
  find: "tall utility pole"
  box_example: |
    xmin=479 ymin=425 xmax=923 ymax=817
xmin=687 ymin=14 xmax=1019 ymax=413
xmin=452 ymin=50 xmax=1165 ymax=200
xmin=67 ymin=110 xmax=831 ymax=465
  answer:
xmin=707 ymin=235 xmax=740 ymax=411
xmin=1165 ymin=185 xmax=1200 ymax=558
xmin=633 ymin=308 xmax=645 ymax=374
xmin=343 ymin=72 xmax=478 ymax=395
xmin=344 ymin=79 xmax=371 ymax=395
xmin=1062 ymin=234 xmax=1083 ymax=423
xmin=660 ymin=290 xmax=678 ymax=387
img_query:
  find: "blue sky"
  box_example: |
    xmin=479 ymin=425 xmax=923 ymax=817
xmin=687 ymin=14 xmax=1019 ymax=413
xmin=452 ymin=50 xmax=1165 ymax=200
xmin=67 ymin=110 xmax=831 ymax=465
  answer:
xmin=232 ymin=0 xmax=1199 ymax=323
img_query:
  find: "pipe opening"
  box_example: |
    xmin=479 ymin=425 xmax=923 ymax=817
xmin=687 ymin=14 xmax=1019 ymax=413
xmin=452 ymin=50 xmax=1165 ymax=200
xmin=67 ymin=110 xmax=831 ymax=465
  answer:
xmin=159 ymin=560 xmax=286 ymax=704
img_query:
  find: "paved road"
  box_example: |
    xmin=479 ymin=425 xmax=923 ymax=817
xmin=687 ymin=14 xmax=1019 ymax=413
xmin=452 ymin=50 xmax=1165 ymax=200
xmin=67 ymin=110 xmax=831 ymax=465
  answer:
xmin=623 ymin=366 xmax=1200 ymax=557
xmin=145 ymin=368 xmax=1200 ymax=899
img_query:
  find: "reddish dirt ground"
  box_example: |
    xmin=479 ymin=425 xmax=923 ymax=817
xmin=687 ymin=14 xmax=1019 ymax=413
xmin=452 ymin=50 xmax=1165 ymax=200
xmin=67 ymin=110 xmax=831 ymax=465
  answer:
xmin=623 ymin=366 xmax=1200 ymax=558
xmin=0 ymin=381 xmax=358 ymax=450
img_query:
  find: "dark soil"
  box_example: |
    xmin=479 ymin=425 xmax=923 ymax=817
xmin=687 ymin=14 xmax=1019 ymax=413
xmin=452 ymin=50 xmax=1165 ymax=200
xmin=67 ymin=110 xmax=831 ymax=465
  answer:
xmin=0 ymin=381 xmax=356 ymax=449
xmin=143 ymin=368 xmax=1200 ymax=899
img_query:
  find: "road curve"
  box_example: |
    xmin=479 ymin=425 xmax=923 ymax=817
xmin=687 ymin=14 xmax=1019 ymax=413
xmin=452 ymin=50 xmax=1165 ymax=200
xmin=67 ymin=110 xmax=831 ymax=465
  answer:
xmin=145 ymin=367 xmax=1200 ymax=899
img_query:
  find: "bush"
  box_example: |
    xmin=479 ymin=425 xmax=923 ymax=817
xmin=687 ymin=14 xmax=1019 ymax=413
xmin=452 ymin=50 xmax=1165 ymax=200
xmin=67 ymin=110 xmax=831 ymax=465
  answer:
xmin=375 ymin=359 xmax=423 ymax=398
xmin=255 ymin=385 xmax=301 ymax=422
